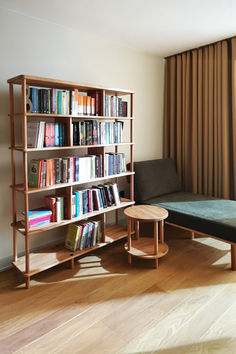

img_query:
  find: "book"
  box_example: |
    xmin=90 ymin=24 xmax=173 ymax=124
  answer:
xmin=27 ymin=122 xmax=40 ymax=148
xmin=20 ymin=208 xmax=52 ymax=220
xmin=22 ymin=215 xmax=52 ymax=227
xmin=65 ymin=224 xmax=81 ymax=251
xmin=28 ymin=160 xmax=41 ymax=187
xmin=45 ymin=196 xmax=57 ymax=222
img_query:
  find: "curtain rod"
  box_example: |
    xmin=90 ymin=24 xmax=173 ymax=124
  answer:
xmin=164 ymin=35 xmax=236 ymax=59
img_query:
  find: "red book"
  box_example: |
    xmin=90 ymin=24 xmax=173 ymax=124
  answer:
xmin=51 ymin=123 xmax=55 ymax=146
xmin=39 ymin=159 xmax=44 ymax=187
xmin=45 ymin=196 xmax=57 ymax=222
xmin=87 ymin=189 xmax=93 ymax=212
xmin=44 ymin=124 xmax=50 ymax=147
xmin=52 ymin=159 xmax=56 ymax=185
xmin=45 ymin=159 xmax=50 ymax=186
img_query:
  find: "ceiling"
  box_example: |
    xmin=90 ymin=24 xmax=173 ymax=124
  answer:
xmin=1 ymin=0 xmax=236 ymax=56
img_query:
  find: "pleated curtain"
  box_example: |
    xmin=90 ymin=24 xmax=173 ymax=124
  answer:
xmin=164 ymin=37 xmax=236 ymax=199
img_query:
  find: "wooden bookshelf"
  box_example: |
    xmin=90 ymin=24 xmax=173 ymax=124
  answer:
xmin=8 ymin=75 xmax=135 ymax=288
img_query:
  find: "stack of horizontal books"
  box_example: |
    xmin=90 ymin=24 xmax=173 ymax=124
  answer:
xmin=18 ymin=208 xmax=52 ymax=228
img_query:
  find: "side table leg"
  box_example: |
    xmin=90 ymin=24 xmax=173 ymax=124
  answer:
xmin=128 ymin=217 xmax=132 ymax=264
xmin=135 ymin=220 xmax=139 ymax=240
xmin=154 ymin=221 xmax=159 ymax=269
xmin=159 ymin=220 xmax=164 ymax=243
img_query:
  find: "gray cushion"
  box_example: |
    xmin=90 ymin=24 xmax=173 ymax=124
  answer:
xmin=145 ymin=192 xmax=236 ymax=243
xmin=134 ymin=158 xmax=182 ymax=203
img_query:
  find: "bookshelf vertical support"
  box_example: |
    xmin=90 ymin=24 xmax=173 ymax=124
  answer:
xmin=130 ymin=93 xmax=134 ymax=202
xmin=22 ymin=78 xmax=30 ymax=288
xmin=9 ymin=83 xmax=18 ymax=263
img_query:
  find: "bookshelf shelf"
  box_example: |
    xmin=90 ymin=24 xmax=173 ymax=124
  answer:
xmin=12 ymin=198 xmax=134 ymax=235
xmin=8 ymin=74 xmax=134 ymax=288
xmin=10 ymin=142 xmax=134 ymax=152
xmin=11 ymin=171 xmax=135 ymax=194
xmin=12 ymin=224 xmax=132 ymax=277
xmin=10 ymin=113 xmax=135 ymax=120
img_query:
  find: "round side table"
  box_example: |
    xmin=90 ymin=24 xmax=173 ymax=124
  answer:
xmin=124 ymin=205 xmax=169 ymax=269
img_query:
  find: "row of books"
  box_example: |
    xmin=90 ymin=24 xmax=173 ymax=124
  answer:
xmin=104 ymin=95 xmax=128 ymax=117
xmin=27 ymin=122 xmax=67 ymax=148
xmin=19 ymin=181 xmax=120 ymax=228
xmin=72 ymin=120 xmax=124 ymax=146
xmin=26 ymin=87 xmax=101 ymax=116
xmin=65 ymin=220 xmax=102 ymax=251
xmin=71 ymin=90 xmax=101 ymax=116
xmin=104 ymin=153 xmax=126 ymax=176
xmin=26 ymin=86 xmax=129 ymax=117
xmin=71 ymin=183 xmax=120 ymax=218
xmin=28 ymin=153 xmax=126 ymax=188
xmin=26 ymin=86 xmax=71 ymax=115
xmin=29 ymin=154 xmax=102 ymax=188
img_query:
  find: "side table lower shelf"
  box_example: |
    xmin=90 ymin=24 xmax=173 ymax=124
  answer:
xmin=124 ymin=238 xmax=169 ymax=259
xmin=12 ymin=224 xmax=128 ymax=280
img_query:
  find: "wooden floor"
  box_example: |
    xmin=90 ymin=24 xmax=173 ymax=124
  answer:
xmin=0 ymin=225 xmax=236 ymax=354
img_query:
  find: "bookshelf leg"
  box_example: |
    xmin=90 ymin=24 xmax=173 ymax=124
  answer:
xmin=191 ymin=231 xmax=195 ymax=240
xmin=13 ymin=228 xmax=17 ymax=262
xmin=25 ymin=276 xmax=30 ymax=289
xmin=231 ymin=244 xmax=236 ymax=270
xmin=70 ymin=258 xmax=74 ymax=269
xmin=128 ymin=254 xmax=132 ymax=264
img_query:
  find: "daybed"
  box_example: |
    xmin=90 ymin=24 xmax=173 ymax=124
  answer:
xmin=133 ymin=158 xmax=236 ymax=270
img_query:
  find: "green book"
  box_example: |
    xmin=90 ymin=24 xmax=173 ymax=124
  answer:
xmin=28 ymin=160 xmax=40 ymax=187
xmin=65 ymin=224 xmax=81 ymax=251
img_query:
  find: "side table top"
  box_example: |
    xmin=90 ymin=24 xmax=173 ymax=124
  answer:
xmin=124 ymin=205 xmax=168 ymax=221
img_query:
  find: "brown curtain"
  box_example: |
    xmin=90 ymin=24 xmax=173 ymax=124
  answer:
xmin=164 ymin=37 xmax=236 ymax=199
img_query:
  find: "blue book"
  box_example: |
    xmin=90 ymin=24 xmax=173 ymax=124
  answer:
xmin=75 ymin=191 xmax=79 ymax=217
xmin=59 ymin=123 xmax=63 ymax=146
xmin=22 ymin=208 xmax=52 ymax=220
xmin=82 ymin=224 xmax=89 ymax=249
xmin=105 ymin=122 xmax=110 ymax=144
xmin=82 ymin=190 xmax=88 ymax=214
xmin=109 ymin=153 xmax=114 ymax=175
xmin=31 ymin=87 xmax=38 ymax=113
xmin=54 ymin=123 xmax=59 ymax=146
xmin=75 ymin=157 xmax=79 ymax=181
xmin=86 ymin=222 xmax=93 ymax=248
xmin=114 ymin=122 xmax=118 ymax=143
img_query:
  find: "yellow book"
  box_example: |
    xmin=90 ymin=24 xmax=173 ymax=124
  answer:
xmin=65 ymin=224 xmax=81 ymax=251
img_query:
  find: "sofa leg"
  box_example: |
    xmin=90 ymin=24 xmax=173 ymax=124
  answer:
xmin=231 ymin=244 xmax=236 ymax=270
xmin=191 ymin=231 xmax=195 ymax=240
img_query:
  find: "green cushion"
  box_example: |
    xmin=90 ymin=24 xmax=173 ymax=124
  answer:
xmin=134 ymin=158 xmax=182 ymax=203
xmin=146 ymin=192 xmax=236 ymax=243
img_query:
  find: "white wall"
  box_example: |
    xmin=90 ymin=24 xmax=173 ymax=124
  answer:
xmin=0 ymin=8 xmax=164 ymax=270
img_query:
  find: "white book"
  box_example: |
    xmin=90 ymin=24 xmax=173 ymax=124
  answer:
xmin=37 ymin=121 xmax=45 ymax=148
xmin=110 ymin=183 xmax=120 ymax=205
xmin=78 ymin=156 xmax=91 ymax=181
xmin=27 ymin=122 xmax=40 ymax=148
xmin=56 ymin=199 xmax=61 ymax=222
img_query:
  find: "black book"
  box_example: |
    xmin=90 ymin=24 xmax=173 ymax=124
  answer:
xmin=73 ymin=122 xmax=78 ymax=145
xmin=92 ymin=120 xmax=98 ymax=145
xmin=103 ymin=185 xmax=113 ymax=206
